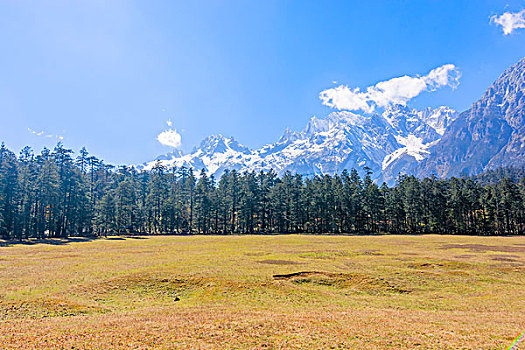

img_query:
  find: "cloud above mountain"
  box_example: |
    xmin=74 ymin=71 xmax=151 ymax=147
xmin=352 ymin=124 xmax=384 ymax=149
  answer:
xmin=157 ymin=120 xmax=182 ymax=148
xmin=28 ymin=128 xmax=64 ymax=140
xmin=491 ymin=10 xmax=525 ymax=35
xmin=319 ymin=64 xmax=461 ymax=113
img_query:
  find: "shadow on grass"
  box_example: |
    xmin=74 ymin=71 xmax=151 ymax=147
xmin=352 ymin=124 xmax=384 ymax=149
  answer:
xmin=0 ymin=236 xmax=100 ymax=247
xmin=3 ymin=232 xmax=516 ymax=248
xmin=0 ymin=235 xmax=153 ymax=247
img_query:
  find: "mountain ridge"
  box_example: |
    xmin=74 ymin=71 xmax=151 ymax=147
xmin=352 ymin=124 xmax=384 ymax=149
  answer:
xmin=418 ymin=57 xmax=525 ymax=178
xmin=143 ymin=105 xmax=457 ymax=184
xmin=143 ymin=57 xmax=525 ymax=184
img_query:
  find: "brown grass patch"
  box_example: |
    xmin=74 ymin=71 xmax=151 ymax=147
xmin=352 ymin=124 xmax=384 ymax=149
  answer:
xmin=490 ymin=255 xmax=524 ymax=266
xmin=0 ymin=307 xmax=522 ymax=350
xmin=490 ymin=254 xmax=521 ymax=261
xmin=440 ymin=244 xmax=525 ymax=253
xmin=1 ymin=235 xmax=524 ymax=349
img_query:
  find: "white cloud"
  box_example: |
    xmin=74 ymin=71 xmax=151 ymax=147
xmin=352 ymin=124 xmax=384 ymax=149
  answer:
xmin=319 ymin=64 xmax=461 ymax=113
xmin=28 ymin=128 xmax=45 ymax=136
xmin=157 ymin=128 xmax=181 ymax=148
xmin=166 ymin=119 xmax=173 ymax=127
xmin=28 ymin=128 xmax=64 ymax=140
xmin=491 ymin=10 xmax=525 ymax=35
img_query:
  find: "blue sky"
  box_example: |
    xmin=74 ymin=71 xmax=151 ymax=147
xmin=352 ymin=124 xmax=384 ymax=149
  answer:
xmin=1 ymin=0 xmax=524 ymax=164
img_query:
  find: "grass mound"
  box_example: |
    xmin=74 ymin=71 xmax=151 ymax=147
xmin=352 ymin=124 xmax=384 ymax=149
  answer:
xmin=84 ymin=274 xmax=207 ymax=304
xmin=273 ymin=271 xmax=410 ymax=294
xmin=0 ymin=298 xmax=107 ymax=320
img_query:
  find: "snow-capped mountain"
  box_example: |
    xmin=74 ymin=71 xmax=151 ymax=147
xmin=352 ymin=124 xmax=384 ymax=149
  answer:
xmin=379 ymin=105 xmax=457 ymax=183
xmin=418 ymin=57 xmax=525 ymax=178
xmin=142 ymin=105 xmax=457 ymax=184
xmin=418 ymin=106 xmax=459 ymax=135
xmin=142 ymin=134 xmax=253 ymax=176
xmin=141 ymin=57 xmax=525 ymax=184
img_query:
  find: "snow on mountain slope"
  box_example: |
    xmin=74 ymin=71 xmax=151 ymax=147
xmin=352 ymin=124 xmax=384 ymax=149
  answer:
xmin=142 ymin=134 xmax=257 ymax=175
xmin=382 ymin=135 xmax=431 ymax=170
xmin=417 ymin=106 xmax=457 ymax=135
xmin=140 ymin=57 xmax=525 ymax=184
xmin=418 ymin=57 xmax=525 ymax=178
xmin=141 ymin=106 xmax=457 ymax=184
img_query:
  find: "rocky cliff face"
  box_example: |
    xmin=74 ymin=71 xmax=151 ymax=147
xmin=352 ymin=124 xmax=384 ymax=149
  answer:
xmin=418 ymin=57 xmax=525 ymax=178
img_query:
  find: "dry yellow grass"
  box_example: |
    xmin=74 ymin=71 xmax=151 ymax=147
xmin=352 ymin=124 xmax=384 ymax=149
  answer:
xmin=0 ymin=234 xmax=524 ymax=349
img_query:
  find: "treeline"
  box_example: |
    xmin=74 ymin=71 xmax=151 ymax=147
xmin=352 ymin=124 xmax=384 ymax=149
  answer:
xmin=468 ymin=166 xmax=525 ymax=185
xmin=0 ymin=143 xmax=524 ymax=239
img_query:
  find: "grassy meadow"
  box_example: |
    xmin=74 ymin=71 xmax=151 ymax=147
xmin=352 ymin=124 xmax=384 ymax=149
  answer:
xmin=0 ymin=234 xmax=524 ymax=349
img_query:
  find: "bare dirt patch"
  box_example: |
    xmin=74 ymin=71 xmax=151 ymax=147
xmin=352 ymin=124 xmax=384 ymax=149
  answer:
xmin=491 ymin=257 xmax=518 ymax=262
xmin=490 ymin=254 xmax=520 ymax=260
xmin=490 ymin=255 xmax=524 ymax=265
xmin=440 ymin=244 xmax=525 ymax=253
xmin=272 ymin=271 xmax=410 ymax=294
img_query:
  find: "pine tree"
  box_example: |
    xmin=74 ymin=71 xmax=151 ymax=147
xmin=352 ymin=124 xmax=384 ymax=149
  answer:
xmin=0 ymin=144 xmax=20 ymax=239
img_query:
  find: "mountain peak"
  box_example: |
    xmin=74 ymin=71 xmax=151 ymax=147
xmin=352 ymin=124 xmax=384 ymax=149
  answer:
xmin=155 ymin=149 xmax=184 ymax=161
xmin=471 ymin=56 xmax=525 ymax=128
xmin=196 ymin=134 xmax=251 ymax=155
xmin=278 ymin=127 xmax=301 ymax=144
xmin=419 ymin=56 xmax=525 ymax=178
xmin=417 ymin=106 xmax=458 ymax=135
xmin=144 ymin=57 xmax=525 ymax=185
xmin=326 ymin=111 xmax=368 ymax=126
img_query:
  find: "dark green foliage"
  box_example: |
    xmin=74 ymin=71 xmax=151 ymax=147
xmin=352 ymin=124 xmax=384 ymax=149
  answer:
xmin=468 ymin=166 xmax=525 ymax=185
xmin=0 ymin=143 xmax=524 ymax=239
